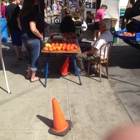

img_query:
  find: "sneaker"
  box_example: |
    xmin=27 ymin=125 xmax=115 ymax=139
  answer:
xmin=16 ymin=58 xmax=22 ymax=62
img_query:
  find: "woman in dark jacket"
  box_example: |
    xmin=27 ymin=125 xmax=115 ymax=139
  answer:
xmin=59 ymin=15 xmax=76 ymax=33
xmin=18 ymin=0 xmax=44 ymax=82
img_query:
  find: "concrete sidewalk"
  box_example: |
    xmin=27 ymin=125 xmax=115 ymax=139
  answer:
xmin=109 ymin=42 xmax=140 ymax=122
xmin=0 ymin=25 xmax=132 ymax=140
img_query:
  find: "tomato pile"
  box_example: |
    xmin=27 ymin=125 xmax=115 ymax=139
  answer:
xmin=118 ymin=32 xmax=135 ymax=36
xmin=42 ymin=41 xmax=78 ymax=52
xmin=42 ymin=32 xmax=78 ymax=52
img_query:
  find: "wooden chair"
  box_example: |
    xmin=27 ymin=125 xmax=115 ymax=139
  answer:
xmin=87 ymin=42 xmax=113 ymax=82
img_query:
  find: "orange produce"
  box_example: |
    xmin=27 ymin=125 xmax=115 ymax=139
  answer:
xmin=56 ymin=43 xmax=59 ymax=46
xmin=59 ymin=43 xmax=63 ymax=46
xmin=51 ymin=43 xmax=55 ymax=47
xmin=57 ymin=46 xmax=62 ymax=51
xmin=42 ymin=46 xmax=49 ymax=51
xmin=62 ymin=46 xmax=66 ymax=50
xmin=53 ymin=46 xmax=56 ymax=51
xmin=73 ymin=44 xmax=78 ymax=49
xmin=71 ymin=43 xmax=75 ymax=47
xmin=70 ymin=46 xmax=74 ymax=50
xmin=49 ymin=47 xmax=53 ymax=52
xmin=66 ymin=46 xmax=70 ymax=51
xmin=119 ymin=32 xmax=135 ymax=37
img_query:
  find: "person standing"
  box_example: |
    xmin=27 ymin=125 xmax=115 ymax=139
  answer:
xmin=57 ymin=2 xmax=60 ymax=11
xmin=77 ymin=1 xmax=85 ymax=20
xmin=93 ymin=4 xmax=107 ymax=41
xmin=59 ymin=15 xmax=76 ymax=33
xmin=18 ymin=0 xmax=28 ymax=60
xmin=18 ymin=0 xmax=45 ymax=82
xmin=6 ymin=0 xmax=22 ymax=61
xmin=52 ymin=2 xmax=57 ymax=14
xmin=0 ymin=0 xmax=6 ymax=18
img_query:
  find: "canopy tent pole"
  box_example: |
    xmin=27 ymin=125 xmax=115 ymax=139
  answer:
xmin=0 ymin=42 xmax=11 ymax=94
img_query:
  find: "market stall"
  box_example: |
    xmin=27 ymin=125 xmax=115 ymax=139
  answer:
xmin=41 ymin=32 xmax=82 ymax=87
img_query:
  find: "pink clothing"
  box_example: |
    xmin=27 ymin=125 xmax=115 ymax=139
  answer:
xmin=57 ymin=4 xmax=60 ymax=10
xmin=0 ymin=5 xmax=6 ymax=18
xmin=94 ymin=8 xmax=104 ymax=22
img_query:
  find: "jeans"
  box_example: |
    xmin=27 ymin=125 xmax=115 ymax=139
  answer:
xmin=21 ymin=38 xmax=44 ymax=71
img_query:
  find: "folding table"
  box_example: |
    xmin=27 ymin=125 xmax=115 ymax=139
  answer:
xmin=41 ymin=36 xmax=82 ymax=87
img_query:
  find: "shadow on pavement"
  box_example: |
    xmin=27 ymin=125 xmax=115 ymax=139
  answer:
xmin=109 ymin=44 xmax=140 ymax=69
xmin=110 ymin=77 xmax=140 ymax=88
xmin=37 ymin=115 xmax=53 ymax=128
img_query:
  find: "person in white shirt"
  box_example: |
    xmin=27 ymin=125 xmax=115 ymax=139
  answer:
xmin=76 ymin=18 xmax=113 ymax=76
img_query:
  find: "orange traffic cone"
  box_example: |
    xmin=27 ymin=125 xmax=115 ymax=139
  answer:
xmin=60 ymin=56 xmax=69 ymax=76
xmin=48 ymin=98 xmax=72 ymax=136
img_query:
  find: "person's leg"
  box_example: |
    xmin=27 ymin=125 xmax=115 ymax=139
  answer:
xmin=76 ymin=53 xmax=88 ymax=72
xmin=94 ymin=30 xmax=98 ymax=41
xmin=28 ymin=39 xmax=40 ymax=82
xmin=14 ymin=45 xmax=21 ymax=58
xmin=10 ymin=31 xmax=22 ymax=60
xmin=31 ymin=71 xmax=39 ymax=82
xmin=36 ymin=40 xmax=44 ymax=71
xmin=97 ymin=30 xmax=101 ymax=38
xmin=21 ymin=38 xmax=32 ymax=79
xmin=27 ymin=66 xmax=31 ymax=79
xmin=22 ymin=43 xmax=28 ymax=60
xmin=96 ymin=22 xmax=100 ymax=39
xmin=76 ymin=53 xmax=96 ymax=76
xmin=93 ymin=22 xmax=98 ymax=41
xmin=86 ymin=54 xmax=99 ymax=74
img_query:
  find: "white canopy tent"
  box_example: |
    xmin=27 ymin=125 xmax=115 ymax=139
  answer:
xmin=101 ymin=0 xmax=120 ymax=31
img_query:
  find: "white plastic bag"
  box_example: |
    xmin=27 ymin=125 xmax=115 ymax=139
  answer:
xmin=81 ymin=21 xmax=87 ymax=31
